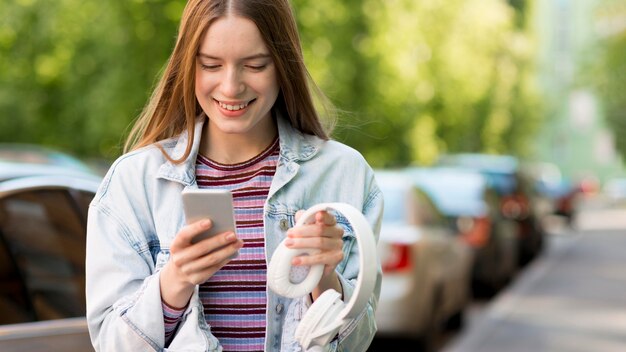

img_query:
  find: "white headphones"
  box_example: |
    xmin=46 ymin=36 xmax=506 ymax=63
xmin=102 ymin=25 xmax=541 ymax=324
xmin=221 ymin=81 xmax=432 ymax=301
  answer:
xmin=267 ymin=203 xmax=377 ymax=350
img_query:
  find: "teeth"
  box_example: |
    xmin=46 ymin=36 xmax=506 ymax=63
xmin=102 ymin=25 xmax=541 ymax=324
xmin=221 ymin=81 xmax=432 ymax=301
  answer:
xmin=218 ymin=101 xmax=249 ymax=111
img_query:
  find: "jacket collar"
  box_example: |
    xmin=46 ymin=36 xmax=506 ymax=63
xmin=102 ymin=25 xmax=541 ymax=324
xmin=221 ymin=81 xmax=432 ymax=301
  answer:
xmin=156 ymin=113 xmax=324 ymax=185
xmin=276 ymin=113 xmax=324 ymax=163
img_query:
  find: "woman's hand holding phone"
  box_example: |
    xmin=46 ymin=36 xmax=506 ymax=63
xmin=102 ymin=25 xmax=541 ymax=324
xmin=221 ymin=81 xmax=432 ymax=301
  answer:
xmin=160 ymin=219 xmax=243 ymax=309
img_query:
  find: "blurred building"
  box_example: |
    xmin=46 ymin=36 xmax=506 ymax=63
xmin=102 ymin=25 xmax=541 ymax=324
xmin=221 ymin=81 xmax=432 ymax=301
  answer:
xmin=533 ymin=0 xmax=625 ymax=184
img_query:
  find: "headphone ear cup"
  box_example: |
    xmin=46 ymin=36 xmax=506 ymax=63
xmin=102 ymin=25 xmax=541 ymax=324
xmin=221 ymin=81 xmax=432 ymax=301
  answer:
xmin=296 ymin=289 xmax=345 ymax=348
xmin=267 ymin=241 xmax=324 ymax=298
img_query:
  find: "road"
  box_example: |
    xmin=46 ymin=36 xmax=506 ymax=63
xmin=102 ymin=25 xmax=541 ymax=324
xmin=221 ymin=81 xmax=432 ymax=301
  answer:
xmin=370 ymin=199 xmax=626 ymax=352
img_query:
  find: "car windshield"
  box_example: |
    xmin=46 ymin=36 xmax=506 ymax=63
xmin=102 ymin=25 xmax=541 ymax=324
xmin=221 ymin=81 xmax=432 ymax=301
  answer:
xmin=380 ymin=185 xmax=406 ymax=223
xmin=424 ymin=182 xmax=486 ymax=217
xmin=0 ymin=145 xmax=92 ymax=173
xmin=409 ymin=169 xmax=487 ymax=217
xmin=483 ymin=172 xmax=516 ymax=195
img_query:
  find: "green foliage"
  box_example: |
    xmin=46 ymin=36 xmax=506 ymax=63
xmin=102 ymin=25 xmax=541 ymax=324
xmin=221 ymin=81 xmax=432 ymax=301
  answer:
xmin=0 ymin=0 xmax=184 ymax=159
xmin=590 ymin=1 xmax=626 ymax=161
xmin=0 ymin=0 xmax=543 ymax=167
xmin=295 ymin=0 xmax=543 ymax=167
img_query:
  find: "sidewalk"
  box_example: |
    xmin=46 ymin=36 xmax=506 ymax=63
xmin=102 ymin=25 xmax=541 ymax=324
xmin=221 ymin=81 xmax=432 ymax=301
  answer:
xmin=442 ymin=211 xmax=626 ymax=352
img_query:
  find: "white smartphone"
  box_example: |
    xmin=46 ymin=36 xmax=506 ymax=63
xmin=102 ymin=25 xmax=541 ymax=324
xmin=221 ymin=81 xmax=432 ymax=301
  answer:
xmin=181 ymin=188 xmax=237 ymax=244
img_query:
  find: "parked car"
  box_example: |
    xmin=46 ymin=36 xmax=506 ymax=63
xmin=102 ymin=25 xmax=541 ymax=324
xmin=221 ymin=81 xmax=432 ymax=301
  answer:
xmin=603 ymin=177 xmax=626 ymax=207
xmin=0 ymin=143 xmax=96 ymax=177
xmin=405 ymin=166 xmax=518 ymax=296
xmin=374 ymin=170 xmax=473 ymax=350
xmin=521 ymin=162 xmax=563 ymax=217
xmin=438 ymin=154 xmax=544 ymax=266
xmin=0 ymin=145 xmax=101 ymax=352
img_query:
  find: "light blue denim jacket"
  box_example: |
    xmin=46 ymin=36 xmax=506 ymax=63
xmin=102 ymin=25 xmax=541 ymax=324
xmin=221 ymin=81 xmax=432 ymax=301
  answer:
xmin=86 ymin=115 xmax=383 ymax=351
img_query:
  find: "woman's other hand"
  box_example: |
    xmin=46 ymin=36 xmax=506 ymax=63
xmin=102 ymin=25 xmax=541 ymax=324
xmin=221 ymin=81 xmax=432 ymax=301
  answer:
xmin=286 ymin=210 xmax=344 ymax=300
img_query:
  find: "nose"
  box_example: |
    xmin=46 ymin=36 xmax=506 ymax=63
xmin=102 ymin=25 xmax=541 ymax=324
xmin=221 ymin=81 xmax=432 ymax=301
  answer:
xmin=220 ymin=67 xmax=245 ymax=98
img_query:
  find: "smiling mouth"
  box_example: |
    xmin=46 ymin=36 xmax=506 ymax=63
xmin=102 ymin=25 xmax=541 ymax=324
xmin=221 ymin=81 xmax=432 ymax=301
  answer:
xmin=216 ymin=99 xmax=255 ymax=111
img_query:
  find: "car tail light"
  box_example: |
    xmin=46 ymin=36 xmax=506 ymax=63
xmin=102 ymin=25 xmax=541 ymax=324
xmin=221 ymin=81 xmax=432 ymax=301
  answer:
xmin=382 ymin=244 xmax=413 ymax=272
xmin=458 ymin=216 xmax=491 ymax=248
xmin=501 ymin=194 xmax=530 ymax=220
xmin=579 ymin=177 xmax=599 ymax=195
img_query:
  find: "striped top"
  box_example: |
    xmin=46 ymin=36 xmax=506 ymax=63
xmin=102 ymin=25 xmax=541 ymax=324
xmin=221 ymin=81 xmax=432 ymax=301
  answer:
xmin=163 ymin=137 xmax=279 ymax=351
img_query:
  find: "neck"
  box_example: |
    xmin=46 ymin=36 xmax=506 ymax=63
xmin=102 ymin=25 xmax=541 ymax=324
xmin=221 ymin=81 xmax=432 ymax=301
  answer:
xmin=199 ymin=118 xmax=277 ymax=164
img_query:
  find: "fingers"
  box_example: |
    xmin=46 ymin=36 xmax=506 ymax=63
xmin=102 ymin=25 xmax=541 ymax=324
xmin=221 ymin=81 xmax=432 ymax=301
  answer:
xmin=291 ymin=250 xmax=344 ymax=267
xmin=284 ymin=235 xmax=342 ymax=252
xmin=179 ymin=240 xmax=242 ymax=276
xmin=173 ymin=219 xmax=213 ymax=247
xmin=173 ymin=219 xmax=238 ymax=251
xmin=172 ymin=231 xmax=241 ymax=265
xmin=286 ymin=210 xmax=344 ymax=272
xmin=169 ymin=233 xmax=243 ymax=286
xmin=295 ymin=210 xmax=337 ymax=226
xmin=288 ymin=211 xmax=343 ymax=239
xmin=170 ymin=219 xmax=243 ymax=276
xmin=290 ymin=249 xmax=343 ymax=280
xmin=315 ymin=210 xmax=337 ymax=226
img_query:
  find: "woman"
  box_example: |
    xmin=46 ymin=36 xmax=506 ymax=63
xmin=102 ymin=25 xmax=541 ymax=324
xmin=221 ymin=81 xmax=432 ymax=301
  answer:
xmin=85 ymin=0 xmax=382 ymax=351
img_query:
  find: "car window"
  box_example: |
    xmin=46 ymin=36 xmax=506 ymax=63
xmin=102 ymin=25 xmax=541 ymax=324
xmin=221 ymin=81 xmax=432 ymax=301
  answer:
xmin=0 ymin=189 xmax=86 ymax=322
xmin=73 ymin=190 xmax=96 ymax=223
xmin=381 ymin=186 xmax=409 ymax=223
xmin=412 ymin=190 xmax=444 ymax=227
xmin=0 ymin=213 xmax=34 ymax=324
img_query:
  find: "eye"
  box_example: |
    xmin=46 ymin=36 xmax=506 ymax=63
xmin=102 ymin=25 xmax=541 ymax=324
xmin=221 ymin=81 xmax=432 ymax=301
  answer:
xmin=246 ymin=64 xmax=267 ymax=72
xmin=200 ymin=64 xmax=220 ymax=71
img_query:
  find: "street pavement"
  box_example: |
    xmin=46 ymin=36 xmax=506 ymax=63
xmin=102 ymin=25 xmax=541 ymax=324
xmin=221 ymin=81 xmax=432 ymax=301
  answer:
xmin=442 ymin=207 xmax=626 ymax=352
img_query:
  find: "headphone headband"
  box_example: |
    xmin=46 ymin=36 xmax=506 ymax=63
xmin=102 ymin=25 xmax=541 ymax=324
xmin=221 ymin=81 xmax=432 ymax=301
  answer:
xmin=302 ymin=203 xmax=377 ymax=320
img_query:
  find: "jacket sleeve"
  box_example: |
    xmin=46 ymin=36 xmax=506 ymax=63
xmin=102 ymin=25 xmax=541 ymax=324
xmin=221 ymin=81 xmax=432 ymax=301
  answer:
xmin=333 ymin=183 xmax=384 ymax=352
xmin=86 ymin=199 xmax=221 ymax=351
xmin=86 ymin=203 xmax=167 ymax=351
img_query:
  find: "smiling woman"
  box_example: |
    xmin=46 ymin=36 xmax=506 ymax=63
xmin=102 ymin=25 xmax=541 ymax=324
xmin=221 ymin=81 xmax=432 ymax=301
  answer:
xmin=194 ymin=16 xmax=280 ymax=164
xmin=123 ymin=0 xmax=331 ymax=165
xmin=85 ymin=1 xmax=383 ymax=352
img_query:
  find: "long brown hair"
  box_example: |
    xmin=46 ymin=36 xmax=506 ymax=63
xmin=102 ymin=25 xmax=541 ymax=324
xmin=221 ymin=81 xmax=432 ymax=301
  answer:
xmin=124 ymin=0 xmax=334 ymax=163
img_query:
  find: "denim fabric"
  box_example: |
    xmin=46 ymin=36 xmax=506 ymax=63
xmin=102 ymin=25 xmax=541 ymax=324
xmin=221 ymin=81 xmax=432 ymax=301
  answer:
xmin=86 ymin=115 xmax=383 ymax=351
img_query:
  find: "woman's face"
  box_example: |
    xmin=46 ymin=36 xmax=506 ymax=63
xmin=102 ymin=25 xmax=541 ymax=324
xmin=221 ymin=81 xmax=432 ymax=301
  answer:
xmin=195 ymin=15 xmax=279 ymax=139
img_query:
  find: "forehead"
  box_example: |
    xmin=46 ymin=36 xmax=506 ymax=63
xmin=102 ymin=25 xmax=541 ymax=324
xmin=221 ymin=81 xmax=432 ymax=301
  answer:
xmin=199 ymin=15 xmax=269 ymax=56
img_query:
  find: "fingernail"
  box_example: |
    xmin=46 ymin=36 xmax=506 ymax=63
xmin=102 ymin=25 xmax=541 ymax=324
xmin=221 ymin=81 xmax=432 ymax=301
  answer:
xmin=225 ymin=232 xmax=236 ymax=241
xmin=202 ymin=219 xmax=212 ymax=227
xmin=284 ymin=238 xmax=294 ymax=247
xmin=292 ymin=257 xmax=301 ymax=265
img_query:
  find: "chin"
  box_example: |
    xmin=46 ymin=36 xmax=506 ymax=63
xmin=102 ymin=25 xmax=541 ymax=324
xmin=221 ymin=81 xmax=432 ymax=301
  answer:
xmin=213 ymin=121 xmax=253 ymax=135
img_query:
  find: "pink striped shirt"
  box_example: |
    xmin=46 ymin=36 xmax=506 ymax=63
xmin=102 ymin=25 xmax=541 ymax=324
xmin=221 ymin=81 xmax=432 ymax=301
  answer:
xmin=163 ymin=137 xmax=279 ymax=351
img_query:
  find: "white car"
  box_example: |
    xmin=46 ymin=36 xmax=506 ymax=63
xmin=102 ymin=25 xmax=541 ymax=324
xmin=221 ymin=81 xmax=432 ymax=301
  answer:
xmin=374 ymin=170 xmax=474 ymax=349
xmin=603 ymin=177 xmax=626 ymax=206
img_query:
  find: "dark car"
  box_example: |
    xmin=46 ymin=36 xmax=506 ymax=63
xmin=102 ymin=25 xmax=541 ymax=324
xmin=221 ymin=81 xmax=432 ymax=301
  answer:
xmin=405 ymin=166 xmax=518 ymax=296
xmin=437 ymin=154 xmax=545 ymax=266
xmin=0 ymin=144 xmax=101 ymax=351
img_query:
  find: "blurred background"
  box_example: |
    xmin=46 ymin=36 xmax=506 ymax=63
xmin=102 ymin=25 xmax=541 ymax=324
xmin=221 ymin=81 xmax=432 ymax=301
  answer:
xmin=0 ymin=0 xmax=623 ymax=179
xmin=1 ymin=0 xmax=626 ymax=351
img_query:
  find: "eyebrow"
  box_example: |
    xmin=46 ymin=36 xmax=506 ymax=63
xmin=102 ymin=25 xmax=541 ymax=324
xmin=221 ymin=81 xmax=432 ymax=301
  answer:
xmin=197 ymin=52 xmax=271 ymax=60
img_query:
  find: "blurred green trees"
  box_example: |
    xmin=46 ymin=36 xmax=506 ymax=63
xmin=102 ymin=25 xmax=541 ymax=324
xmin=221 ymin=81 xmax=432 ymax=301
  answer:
xmin=0 ymin=0 xmax=185 ymax=159
xmin=0 ymin=0 xmax=542 ymax=166
xmin=591 ymin=1 xmax=626 ymax=161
